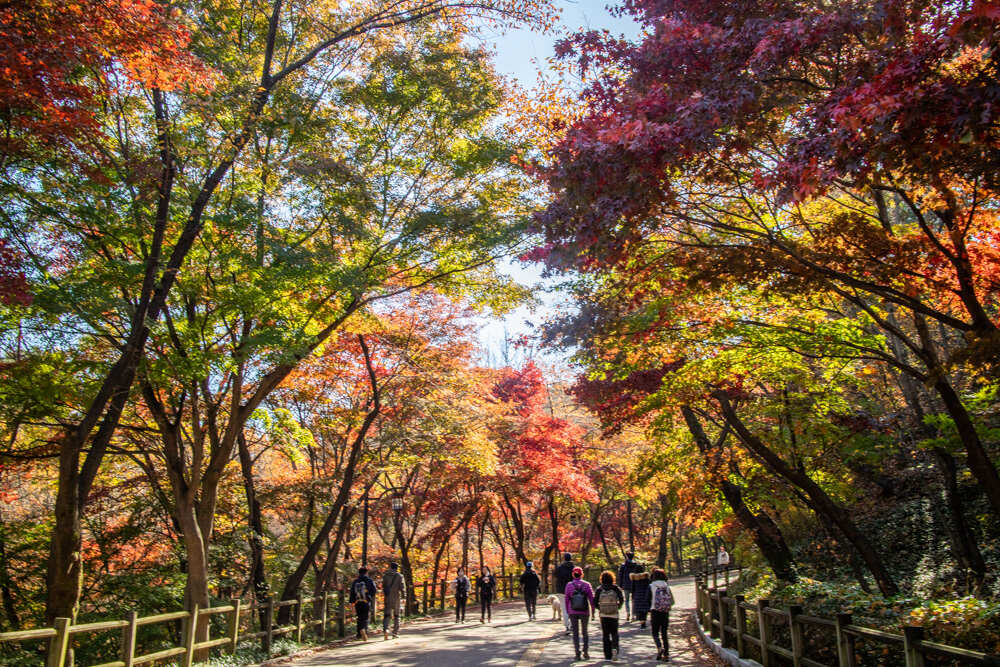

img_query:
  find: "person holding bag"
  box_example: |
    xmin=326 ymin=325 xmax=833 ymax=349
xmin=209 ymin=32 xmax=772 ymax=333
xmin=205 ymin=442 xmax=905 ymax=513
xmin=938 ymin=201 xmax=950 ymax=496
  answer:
xmin=596 ymin=570 xmax=625 ymax=660
xmin=564 ymin=566 xmax=595 ymax=661
xmin=648 ymin=567 xmax=675 ymax=662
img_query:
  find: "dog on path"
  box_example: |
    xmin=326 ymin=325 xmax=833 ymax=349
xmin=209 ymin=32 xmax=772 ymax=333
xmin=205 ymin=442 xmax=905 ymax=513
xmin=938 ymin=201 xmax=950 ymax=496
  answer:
xmin=547 ymin=595 xmax=562 ymax=621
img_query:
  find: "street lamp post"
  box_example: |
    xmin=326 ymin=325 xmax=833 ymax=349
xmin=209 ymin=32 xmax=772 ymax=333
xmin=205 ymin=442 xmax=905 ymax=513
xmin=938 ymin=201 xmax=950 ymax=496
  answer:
xmin=361 ymin=490 xmax=370 ymax=566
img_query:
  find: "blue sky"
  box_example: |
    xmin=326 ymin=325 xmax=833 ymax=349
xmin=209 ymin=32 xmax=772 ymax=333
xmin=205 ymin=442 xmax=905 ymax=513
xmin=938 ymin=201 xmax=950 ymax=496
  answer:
xmin=473 ymin=1 xmax=641 ymax=367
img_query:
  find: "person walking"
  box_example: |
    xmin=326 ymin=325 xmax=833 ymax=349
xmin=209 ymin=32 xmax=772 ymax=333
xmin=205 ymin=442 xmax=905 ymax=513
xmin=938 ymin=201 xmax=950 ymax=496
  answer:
xmin=554 ymin=553 xmax=575 ymax=633
xmin=349 ymin=567 xmax=377 ymax=641
xmin=596 ymin=570 xmax=625 ymax=661
xmin=564 ymin=566 xmax=595 ymax=661
xmin=382 ymin=562 xmax=406 ymax=640
xmin=617 ymin=552 xmax=642 ymax=622
xmin=648 ymin=567 xmax=675 ymax=661
xmin=717 ymin=545 xmax=730 ymax=569
xmin=629 ymin=566 xmax=651 ymax=628
xmin=476 ymin=566 xmax=497 ymax=623
xmin=519 ymin=561 xmax=541 ymax=620
xmin=454 ymin=566 xmax=471 ymax=623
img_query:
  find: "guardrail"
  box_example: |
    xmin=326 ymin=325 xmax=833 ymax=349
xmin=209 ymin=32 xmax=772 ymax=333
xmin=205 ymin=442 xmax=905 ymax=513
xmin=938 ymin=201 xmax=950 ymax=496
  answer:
xmin=695 ymin=571 xmax=1000 ymax=667
xmin=0 ymin=575 xmax=530 ymax=667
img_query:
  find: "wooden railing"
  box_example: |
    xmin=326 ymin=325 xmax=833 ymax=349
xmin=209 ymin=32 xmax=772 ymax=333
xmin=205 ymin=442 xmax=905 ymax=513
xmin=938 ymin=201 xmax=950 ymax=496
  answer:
xmin=695 ymin=571 xmax=999 ymax=667
xmin=0 ymin=575 xmax=531 ymax=667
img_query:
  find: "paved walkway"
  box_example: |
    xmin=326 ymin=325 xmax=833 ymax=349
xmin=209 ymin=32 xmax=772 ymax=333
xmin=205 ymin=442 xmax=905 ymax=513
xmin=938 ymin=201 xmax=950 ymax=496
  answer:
xmin=277 ymin=577 xmax=722 ymax=667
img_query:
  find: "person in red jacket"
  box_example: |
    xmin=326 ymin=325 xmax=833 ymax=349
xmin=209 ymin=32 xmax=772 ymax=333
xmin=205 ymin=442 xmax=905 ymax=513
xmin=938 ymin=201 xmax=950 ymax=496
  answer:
xmin=564 ymin=566 xmax=595 ymax=661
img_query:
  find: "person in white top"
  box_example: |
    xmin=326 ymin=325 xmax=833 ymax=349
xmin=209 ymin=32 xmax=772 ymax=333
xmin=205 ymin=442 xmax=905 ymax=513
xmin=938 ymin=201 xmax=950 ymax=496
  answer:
xmin=648 ymin=568 xmax=674 ymax=662
xmin=717 ymin=546 xmax=730 ymax=568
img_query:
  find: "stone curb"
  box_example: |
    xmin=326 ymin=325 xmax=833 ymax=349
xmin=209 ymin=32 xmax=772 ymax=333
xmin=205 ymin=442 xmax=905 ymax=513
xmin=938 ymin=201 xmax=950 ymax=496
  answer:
xmin=691 ymin=611 xmax=762 ymax=667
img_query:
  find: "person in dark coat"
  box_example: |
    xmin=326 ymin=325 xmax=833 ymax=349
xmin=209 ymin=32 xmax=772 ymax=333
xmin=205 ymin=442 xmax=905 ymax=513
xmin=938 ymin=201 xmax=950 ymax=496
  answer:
xmin=348 ymin=567 xmax=377 ymax=641
xmin=617 ymin=552 xmax=642 ymax=622
xmin=553 ymin=553 xmax=575 ymax=633
xmin=519 ymin=561 xmax=541 ymax=620
xmin=454 ymin=566 xmax=471 ymax=622
xmin=630 ymin=568 xmax=652 ymax=628
xmin=476 ymin=566 xmax=497 ymax=623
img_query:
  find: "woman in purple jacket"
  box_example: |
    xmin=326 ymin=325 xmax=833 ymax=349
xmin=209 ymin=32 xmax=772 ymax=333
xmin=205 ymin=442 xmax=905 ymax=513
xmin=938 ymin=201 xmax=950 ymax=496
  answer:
xmin=564 ymin=566 xmax=595 ymax=660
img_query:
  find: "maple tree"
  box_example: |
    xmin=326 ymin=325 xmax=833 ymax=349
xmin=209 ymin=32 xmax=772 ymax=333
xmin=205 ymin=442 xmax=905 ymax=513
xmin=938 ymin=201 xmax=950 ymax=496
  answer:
xmin=0 ymin=0 xmax=553 ymax=624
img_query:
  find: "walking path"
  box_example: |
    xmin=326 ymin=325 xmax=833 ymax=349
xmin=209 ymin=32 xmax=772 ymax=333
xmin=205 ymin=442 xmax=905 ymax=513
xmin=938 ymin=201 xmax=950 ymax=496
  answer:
xmin=277 ymin=577 xmax=722 ymax=667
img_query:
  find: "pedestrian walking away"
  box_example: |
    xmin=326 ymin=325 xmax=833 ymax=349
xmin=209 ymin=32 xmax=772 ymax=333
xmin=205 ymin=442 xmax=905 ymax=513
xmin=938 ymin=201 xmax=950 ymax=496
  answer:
xmin=349 ymin=567 xmax=377 ymax=641
xmin=630 ymin=566 xmax=651 ymax=628
xmin=454 ymin=566 xmax=471 ymax=623
xmin=382 ymin=561 xmax=406 ymax=639
xmin=520 ymin=561 xmax=541 ymax=620
xmin=617 ymin=552 xmax=642 ymax=622
xmin=596 ymin=569 xmax=625 ymax=661
xmin=564 ymin=566 xmax=595 ymax=661
xmin=554 ymin=552 xmax=575 ymax=633
xmin=476 ymin=566 xmax=497 ymax=623
xmin=648 ymin=567 xmax=675 ymax=662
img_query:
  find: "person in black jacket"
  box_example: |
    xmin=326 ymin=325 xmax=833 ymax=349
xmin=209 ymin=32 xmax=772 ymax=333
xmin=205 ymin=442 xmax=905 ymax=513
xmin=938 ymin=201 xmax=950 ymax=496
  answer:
xmin=519 ymin=561 xmax=541 ymax=619
xmin=553 ymin=553 xmax=575 ymax=633
xmin=617 ymin=552 xmax=642 ymax=622
xmin=454 ymin=566 xmax=471 ymax=622
xmin=348 ymin=567 xmax=377 ymax=641
xmin=476 ymin=566 xmax=497 ymax=623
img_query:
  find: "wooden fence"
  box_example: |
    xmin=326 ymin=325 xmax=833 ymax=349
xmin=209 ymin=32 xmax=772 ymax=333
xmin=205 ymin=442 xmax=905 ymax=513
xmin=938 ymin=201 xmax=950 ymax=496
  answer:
xmin=695 ymin=570 xmax=999 ymax=667
xmin=0 ymin=575 xmax=530 ymax=667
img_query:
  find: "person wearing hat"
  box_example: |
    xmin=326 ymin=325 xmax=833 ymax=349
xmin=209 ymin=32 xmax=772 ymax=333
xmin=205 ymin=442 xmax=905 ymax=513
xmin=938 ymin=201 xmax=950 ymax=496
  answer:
xmin=382 ymin=562 xmax=406 ymax=640
xmin=519 ymin=560 xmax=541 ymax=620
xmin=554 ymin=553 xmax=575 ymax=633
xmin=564 ymin=566 xmax=595 ymax=661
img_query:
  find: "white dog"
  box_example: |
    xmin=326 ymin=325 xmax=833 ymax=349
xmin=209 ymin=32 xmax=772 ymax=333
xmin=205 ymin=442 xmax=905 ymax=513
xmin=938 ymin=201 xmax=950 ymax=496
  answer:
xmin=547 ymin=595 xmax=563 ymax=621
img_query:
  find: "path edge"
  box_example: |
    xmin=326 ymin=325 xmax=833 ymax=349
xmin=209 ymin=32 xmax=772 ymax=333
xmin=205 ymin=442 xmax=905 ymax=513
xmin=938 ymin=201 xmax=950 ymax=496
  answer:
xmin=691 ymin=611 xmax=763 ymax=667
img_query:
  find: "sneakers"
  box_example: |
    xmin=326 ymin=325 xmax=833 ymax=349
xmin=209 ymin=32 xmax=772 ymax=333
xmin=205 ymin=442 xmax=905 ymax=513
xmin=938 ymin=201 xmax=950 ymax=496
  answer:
xmin=384 ymin=630 xmax=389 ymax=640
xmin=575 ymin=653 xmax=582 ymax=661
xmin=360 ymin=629 xmax=368 ymax=641
xmin=583 ymin=651 xmax=590 ymax=659
xmin=612 ymin=648 xmax=619 ymax=660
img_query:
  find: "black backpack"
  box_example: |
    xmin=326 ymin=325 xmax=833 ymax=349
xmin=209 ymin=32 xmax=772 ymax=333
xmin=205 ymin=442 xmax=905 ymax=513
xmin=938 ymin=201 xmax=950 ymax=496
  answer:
xmin=569 ymin=584 xmax=588 ymax=612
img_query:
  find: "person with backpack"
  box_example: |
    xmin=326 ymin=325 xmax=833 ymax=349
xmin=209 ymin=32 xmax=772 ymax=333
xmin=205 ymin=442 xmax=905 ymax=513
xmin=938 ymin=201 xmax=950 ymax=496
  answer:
xmin=519 ymin=561 xmax=541 ymax=620
xmin=382 ymin=561 xmax=406 ymax=640
xmin=629 ymin=566 xmax=651 ymax=628
xmin=617 ymin=552 xmax=642 ymax=622
xmin=564 ymin=566 xmax=595 ymax=661
xmin=648 ymin=567 xmax=675 ymax=662
xmin=596 ymin=570 xmax=625 ymax=661
xmin=348 ymin=567 xmax=377 ymax=641
xmin=476 ymin=566 xmax=497 ymax=623
xmin=454 ymin=566 xmax=471 ymax=622
xmin=553 ymin=553 xmax=575 ymax=633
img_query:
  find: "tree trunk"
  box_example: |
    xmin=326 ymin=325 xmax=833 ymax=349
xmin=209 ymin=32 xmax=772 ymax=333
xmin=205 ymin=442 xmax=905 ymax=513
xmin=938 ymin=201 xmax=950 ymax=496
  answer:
xmin=932 ymin=447 xmax=986 ymax=586
xmin=237 ymin=432 xmax=269 ymax=624
xmin=655 ymin=497 xmax=670 ymax=569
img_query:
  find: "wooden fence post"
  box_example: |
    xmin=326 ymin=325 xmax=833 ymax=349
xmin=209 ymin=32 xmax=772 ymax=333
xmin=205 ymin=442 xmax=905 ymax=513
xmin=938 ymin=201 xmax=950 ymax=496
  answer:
xmin=227 ymin=599 xmax=241 ymax=653
xmin=440 ymin=580 xmax=447 ymax=610
xmin=337 ymin=587 xmax=346 ymax=638
xmin=903 ymin=626 xmax=925 ymax=667
xmin=835 ymin=613 xmax=856 ymax=667
xmin=422 ymin=582 xmax=429 ymax=614
xmin=757 ymin=599 xmax=772 ymax=667
xmin=509 ymin=573 xmax=515 ymax=599
xmin=47 ymin=617 xmax=71 ymax=667
xmin=734 ymin=594 xmax=747 ymax=658
xmin=709 ymin=589 xmax=720 ymax=639
xmin=789 ymin=605 xmax=804 ymax=667
xmin=294 ymin=594 xmax=304 ymax=643
xmin=182 ymin=604 xmax=199 ymax=667
xmin=263 ymin=595 xmax=274 ymax=657
xmin=717 ymin=590 xmax=729 ymax=648
xmin=122 ymin=611 xmax=138 ymax=667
